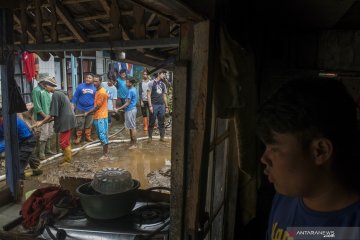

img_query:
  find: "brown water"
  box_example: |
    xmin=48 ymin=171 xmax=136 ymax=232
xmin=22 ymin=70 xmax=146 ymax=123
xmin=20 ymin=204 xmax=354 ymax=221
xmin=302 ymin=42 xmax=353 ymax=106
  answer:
xmin=34 ymin=123 xmax=172 ymax=189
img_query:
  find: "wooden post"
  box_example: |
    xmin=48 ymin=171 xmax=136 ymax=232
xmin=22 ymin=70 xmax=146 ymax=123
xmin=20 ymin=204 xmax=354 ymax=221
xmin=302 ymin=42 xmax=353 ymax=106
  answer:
xmin=184 ymin=20 xmax=211 ymax=239
xmin=0 ymin=8 xmax=21 ymax=200
xmin=170 ymin=62 xmax=188 ymax=240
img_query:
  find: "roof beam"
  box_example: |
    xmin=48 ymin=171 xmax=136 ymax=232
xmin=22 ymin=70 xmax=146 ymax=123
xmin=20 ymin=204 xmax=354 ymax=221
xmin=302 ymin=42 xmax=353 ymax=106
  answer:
xmin=35 ymin=0 xmax=44 ymax=43
xmin=98 ymin=0 xmax=110 ymax=15
xmin=146 ymin=13 xmax=156 ymax=27
xmin=19 ymin=0 xmax=28 ymax=44
xmin=11 ymin=37 xmax=179 ymax=52
xmin=124 ymin=0 xmax=203 ymax=23
xmin=14 ymin=14 xmax=109 ymax=28
xmin=53 ymin=0 xmax=88 ymax=42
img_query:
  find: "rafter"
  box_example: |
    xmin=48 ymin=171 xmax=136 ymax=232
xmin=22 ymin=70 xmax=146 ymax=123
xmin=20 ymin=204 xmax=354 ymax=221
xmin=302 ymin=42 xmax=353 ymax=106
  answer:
xmin=124 ymin=0 xmax=203 ymax=23
xmin=19 ymin=0 xmax=28 ymax=44
xmin=11 ymin=37 xmax=179 ymax=51
xmin=146 ymin=13 xmax=156 ymax=26
xmin=98 ymin=0 xmax=110 ymax=15
xmin=53 ymin=0 xmax=88 ymax=42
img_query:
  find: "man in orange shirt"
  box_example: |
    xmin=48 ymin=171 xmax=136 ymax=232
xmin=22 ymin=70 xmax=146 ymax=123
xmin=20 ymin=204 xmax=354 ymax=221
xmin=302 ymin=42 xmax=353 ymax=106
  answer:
xmin=86 ymin=75 xmax=109 ymax=160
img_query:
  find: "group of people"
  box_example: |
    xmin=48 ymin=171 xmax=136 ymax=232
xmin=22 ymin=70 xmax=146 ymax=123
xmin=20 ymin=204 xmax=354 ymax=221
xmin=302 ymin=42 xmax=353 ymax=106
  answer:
xmin=0 ymin=67 xmax=170 ymax=179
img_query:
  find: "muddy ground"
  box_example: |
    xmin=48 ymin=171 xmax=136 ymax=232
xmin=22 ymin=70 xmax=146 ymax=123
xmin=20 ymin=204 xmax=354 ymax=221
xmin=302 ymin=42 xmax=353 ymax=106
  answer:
xmin=0 ymin=115 xmax=172 ymax=190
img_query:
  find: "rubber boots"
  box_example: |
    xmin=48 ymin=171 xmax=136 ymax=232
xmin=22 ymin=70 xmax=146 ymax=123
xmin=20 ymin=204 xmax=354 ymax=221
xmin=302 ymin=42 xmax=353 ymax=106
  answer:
xmin=85 ymin=128 xmax=94 ymax=142
xmin=143 ymin=117 xmax=148 ymax=131
xmin=39 ymin=141 xmax=46 ymax=160
xmin=60 ymin=146 xmax=72 ymax=166
xmin=45 ymin=139 xmax=56 ymax=155
xmin=74 ymin=130 xmax=82 ymax=145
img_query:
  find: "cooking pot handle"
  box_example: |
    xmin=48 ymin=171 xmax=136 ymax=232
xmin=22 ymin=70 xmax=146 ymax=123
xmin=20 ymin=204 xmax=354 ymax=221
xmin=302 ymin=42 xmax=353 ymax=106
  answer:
xmin=146 ymin=186 xmax=171 ymax=193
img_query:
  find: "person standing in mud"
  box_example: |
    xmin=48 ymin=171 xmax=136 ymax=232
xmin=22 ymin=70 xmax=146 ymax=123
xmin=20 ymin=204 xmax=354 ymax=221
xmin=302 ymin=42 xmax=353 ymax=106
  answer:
xmin=37 ymin=77 xmax=75 ymax=167
xmin=86 ymin=75 xmax=109 ymax=160
xmin=102 ymin=76 xmax=118 ymax=128
xmin=71 ymin=73 xmax=96 ymax=144
xmin=116 ymin=78 xmax=138 ymax=149
xmin=139 ymin=69 xmax=151 ymax=131
xmin=147 ymin=70 xmax=169 ymax=142
xmin=32 ymin=73 xmax=56 ymax=160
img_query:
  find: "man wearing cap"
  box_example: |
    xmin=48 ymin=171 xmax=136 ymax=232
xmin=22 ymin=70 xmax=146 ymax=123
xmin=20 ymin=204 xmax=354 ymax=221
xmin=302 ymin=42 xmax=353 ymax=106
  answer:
xmin=147 ymin=70 xmax=169 ymax=142
xmin=31 ymin=73 xmax=56 ymax=160
xmin=37 ymin=77 xmax=76 ymax=166
xmin=71 ymin=73 xmax=96 ymax=144
xmin=0 ymin=108 xmax=43 ymax=178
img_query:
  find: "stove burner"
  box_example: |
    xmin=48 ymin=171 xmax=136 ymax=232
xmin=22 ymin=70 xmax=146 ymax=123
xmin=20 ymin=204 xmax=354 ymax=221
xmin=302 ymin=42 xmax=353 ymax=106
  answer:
xmin=132 ymin=204 xmax=170 ymax=226
xmin=66 ymin=207 xmax=87 ymax=220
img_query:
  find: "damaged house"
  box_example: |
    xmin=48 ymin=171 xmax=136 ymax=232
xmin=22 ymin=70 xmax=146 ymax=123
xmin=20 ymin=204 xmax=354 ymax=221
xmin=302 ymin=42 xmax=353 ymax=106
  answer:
xmin=0 ymin=0 xmax=360 ymax=239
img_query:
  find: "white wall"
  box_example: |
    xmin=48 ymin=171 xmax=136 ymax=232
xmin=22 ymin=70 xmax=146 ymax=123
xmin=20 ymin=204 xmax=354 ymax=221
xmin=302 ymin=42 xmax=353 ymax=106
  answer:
xmin=96 ymin=51 xmax=104 ymax=75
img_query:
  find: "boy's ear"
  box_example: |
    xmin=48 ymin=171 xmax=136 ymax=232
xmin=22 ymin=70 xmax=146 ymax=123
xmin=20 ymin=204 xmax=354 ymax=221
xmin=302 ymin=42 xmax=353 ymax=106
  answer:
xmin=311 ymin=138 xmax=333 ymax=165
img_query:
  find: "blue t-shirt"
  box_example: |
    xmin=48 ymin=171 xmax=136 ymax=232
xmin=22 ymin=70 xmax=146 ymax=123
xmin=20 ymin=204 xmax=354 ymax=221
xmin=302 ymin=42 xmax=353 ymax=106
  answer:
xmin=125 ymin=87 xmax=137 ymax=112
xmin=116 ymin=77 xmax=129 ymax=99
xmin=0 ymin=117 xmax=33 ymax=153
xmin=71 ymin=83 xmax=96 ymax=112
xmin=267 ymin=193 xmax=360 ymax=240
xmin=116 ymin=77 xmax=128 ymax=99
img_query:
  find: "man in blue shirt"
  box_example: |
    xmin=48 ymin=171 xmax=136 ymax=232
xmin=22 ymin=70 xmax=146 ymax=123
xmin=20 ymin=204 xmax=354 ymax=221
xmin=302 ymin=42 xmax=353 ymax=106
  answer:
xmin=257 ymin=78 xmax=360 ymax=240
xmin=0 ymin=108 xmax=42 ymax=178
xmin=71 ymin=73 xmax=96 ymax=144
xmin=117 ymin=78 xmax=137 ymax=149
xmin=116 ymin=69 xmax=128 ymax=106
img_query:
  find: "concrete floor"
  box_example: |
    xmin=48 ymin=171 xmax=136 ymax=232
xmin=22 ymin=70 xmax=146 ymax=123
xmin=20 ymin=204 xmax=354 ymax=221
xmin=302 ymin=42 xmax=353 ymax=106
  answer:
xmin=0 ymin=202 xmax=22 ymax=230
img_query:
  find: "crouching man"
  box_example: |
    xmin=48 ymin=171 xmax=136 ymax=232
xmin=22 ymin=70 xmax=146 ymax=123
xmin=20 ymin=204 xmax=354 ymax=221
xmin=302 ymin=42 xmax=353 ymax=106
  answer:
xmin=0 ymin=108 xmax=42 ymax=179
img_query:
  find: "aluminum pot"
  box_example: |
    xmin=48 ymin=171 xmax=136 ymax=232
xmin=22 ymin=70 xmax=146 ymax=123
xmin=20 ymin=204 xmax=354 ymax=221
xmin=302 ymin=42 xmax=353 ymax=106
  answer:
xmin=91 ymin=168 xmax=134 ymax=195
xmin=76 ymin=179 xmax=140 ymax=219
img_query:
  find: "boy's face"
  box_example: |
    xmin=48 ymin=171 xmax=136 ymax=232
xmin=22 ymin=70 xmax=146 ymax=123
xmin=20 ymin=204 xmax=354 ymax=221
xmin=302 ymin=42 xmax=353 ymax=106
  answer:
xmin=158 ymin=72 xmax=165 ymax=80
xmin=260 ymin=131 xmax=320 ymax=197
xmin=85 ymin=74 xmax=94 ymax=84
xmin=120 ymin=72 xmax=126 ymax=79
xmin=126 ymin=80 xmax=132 ymax=88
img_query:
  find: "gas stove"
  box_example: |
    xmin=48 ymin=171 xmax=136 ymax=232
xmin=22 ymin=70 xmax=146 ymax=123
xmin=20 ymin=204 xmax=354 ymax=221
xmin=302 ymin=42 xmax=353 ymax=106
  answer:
xmin=39 ymin=202 xmax=170 ymax=240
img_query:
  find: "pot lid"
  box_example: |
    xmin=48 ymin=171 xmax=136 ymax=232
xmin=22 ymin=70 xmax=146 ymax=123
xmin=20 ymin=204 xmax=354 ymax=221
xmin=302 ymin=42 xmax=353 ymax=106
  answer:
xmin=91 ymin=168 xmax=134 ymax=194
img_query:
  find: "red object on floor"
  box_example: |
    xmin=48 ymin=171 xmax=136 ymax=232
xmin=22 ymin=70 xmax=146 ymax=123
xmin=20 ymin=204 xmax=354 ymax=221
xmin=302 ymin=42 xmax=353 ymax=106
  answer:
xmin=20 ymin=186 xmax=69 ymax=229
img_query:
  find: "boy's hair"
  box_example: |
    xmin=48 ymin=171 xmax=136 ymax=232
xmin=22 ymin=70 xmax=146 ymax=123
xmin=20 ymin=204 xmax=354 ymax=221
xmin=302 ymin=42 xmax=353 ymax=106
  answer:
xmin=94 ymin=75 xmax=102 ymax=82
xmin=119 ymin=69 xmax=127 ymax=75
xmin=128 ymin=78 xmax=136 ymax=85
xmin=257 ymin=77 xmax=360 ymax=190
xmin=86 ymin=73 xmax=94 ymax=77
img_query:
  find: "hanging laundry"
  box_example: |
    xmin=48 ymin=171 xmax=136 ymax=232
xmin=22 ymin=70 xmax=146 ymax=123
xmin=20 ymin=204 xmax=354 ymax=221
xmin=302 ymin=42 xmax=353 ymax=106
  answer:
xmin=22 ymin=51 xmax=36 ymax=82
xmin=119 ymin=62 xmax=133 ymax=76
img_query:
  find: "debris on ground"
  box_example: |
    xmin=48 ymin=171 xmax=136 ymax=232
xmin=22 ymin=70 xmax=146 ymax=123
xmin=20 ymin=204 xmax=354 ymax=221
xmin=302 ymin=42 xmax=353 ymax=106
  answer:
xmin=147 ymin=165 xmax=171 ymax=188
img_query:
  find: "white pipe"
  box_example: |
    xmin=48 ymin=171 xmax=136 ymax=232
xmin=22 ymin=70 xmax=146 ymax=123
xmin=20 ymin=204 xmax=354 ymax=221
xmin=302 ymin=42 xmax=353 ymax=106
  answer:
xmin=0 ymin=135 xmax=171 ymax=182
